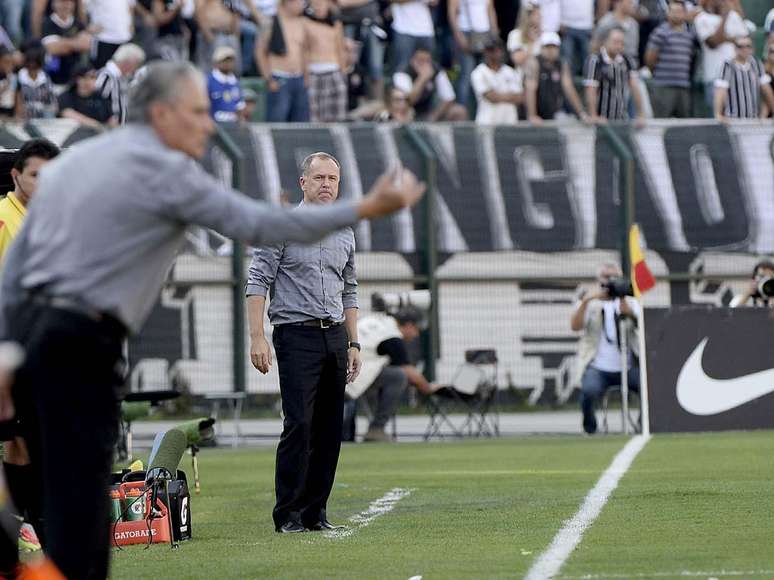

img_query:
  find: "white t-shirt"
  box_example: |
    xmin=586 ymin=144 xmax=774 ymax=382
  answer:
xmin=537 ymin=0 xmax=561 ymax=33
xmin=559 ymin=0 xmax=593 ymax=31
xmin=88 ymin=0 xmax=135 ymax=44
xmin=470 ymin=62 xmax=522 ymax=125
xmin=391 ymin=0 xmax=435 ymax=37
xmin=393 ymin=69 xmax=456 ymax=102
xmin=586 ymin=298 xmax=641 ymax=373
xmin=694 ymin=10 xmax=749 ymax=82
xmin=456 ymin=0 xmax=491 ymax=33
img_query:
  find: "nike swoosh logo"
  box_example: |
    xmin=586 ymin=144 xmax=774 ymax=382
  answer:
xmin=676 ymin=338 xmax=774 ymax=415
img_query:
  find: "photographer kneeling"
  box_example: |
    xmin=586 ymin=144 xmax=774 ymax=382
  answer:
xmin=730 ymin=260 xmax=774 ymax=308
xmin=347 ymin=307 xmax=438 ymax=442
xmin=571 ymin=263 xmax=641 ymax=435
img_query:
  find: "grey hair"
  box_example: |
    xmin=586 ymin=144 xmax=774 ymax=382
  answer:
xmin=113 ymin=43 xmax=146 ymax=65
xmin=127 ymin=61 xmax=204 ymax=124
xmin=300 ymin=152 xmax=341 ymax=176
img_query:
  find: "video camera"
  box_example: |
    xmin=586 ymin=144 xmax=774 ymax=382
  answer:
xmin=371 ymin=290 xmax=431 ymax=315
xmin=753 ymin=277 xmax=774 ymax=300
xmin=602 ymin=277 xmax=634 ymax=299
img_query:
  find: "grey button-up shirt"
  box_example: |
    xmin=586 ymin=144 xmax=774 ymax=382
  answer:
xmin=246 ymin=206 xmax=358 ymax=325
xmin=0 ymin=124 xmax=360 ymax=334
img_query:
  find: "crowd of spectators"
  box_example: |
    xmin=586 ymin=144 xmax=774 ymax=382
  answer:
xmin=0 ymin=0 xmax=770 ymax=129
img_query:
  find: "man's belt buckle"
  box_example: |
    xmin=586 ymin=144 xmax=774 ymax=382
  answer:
xmin=319 ymin=319 xmax=333 ymax=329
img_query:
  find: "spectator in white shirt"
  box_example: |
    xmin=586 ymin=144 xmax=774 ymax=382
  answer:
xmin=389 ymin=0 xmax=436 ymax=72
xmin=87 ymin=0 xmax=136 ymax=68
xmin=694 ymin=0 xmax=750 ymax=112
xmin=536 ymin=0 xmax=560 ymax=34
xmin=392 ymin=46 xmax=468 ymax=121
xmin=470 ymin=37 xmax=522 ymax=124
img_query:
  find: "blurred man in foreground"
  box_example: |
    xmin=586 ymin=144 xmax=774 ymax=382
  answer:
xmin=0 ymin=60 xmax=424 ymax=579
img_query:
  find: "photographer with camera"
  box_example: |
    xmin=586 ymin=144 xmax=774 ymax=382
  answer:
xmin=571 ymin=263 xmax=641 ymax=435
xmin=346 ymin=305 xmax=438 ymax=442
xmin=730 ymin=260 xmax=774 ymax=307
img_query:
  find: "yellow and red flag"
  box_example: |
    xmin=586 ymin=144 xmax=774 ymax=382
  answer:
xmin=629 ymin=223 xmax=655 ymax=298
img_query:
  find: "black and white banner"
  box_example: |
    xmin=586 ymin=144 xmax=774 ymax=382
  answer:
xmin=4 ymin=120 xmax=773 ymax=401
xmin=645 ymin=306 xmax=774 ymax=433
xmin=4 ymin=120 xmax=773 ymax=254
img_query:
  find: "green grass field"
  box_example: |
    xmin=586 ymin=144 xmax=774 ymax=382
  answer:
xmin=111 ymin=432 xmax=774 ymax=580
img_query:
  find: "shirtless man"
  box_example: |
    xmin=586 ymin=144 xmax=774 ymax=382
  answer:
xmin=195 ymin=0 xmax=240 ymax=73
xmin=305 ymin=0 xmax=346 ymax=121
xmin=256 ymin=0 xmax=310 ymax=122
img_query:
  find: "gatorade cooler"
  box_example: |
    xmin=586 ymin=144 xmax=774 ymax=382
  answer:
xmin=112 ymin=481 xmax=171 ymax=547
xmin=109 ymin=487 xmax=123 ymax=524
xmin=123 ymin=487 xmax=145 ymax=522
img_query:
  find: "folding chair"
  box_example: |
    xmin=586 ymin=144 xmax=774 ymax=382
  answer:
xmin=424 ymin=349 xmax=500 ymax=440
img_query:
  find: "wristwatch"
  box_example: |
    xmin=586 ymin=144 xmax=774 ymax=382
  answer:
xmin=348 ymin=341 xmax=361 ymax=351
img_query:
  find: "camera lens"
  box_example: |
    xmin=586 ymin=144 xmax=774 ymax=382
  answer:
xmin=758 ymin=277 xmax=774 ymax=299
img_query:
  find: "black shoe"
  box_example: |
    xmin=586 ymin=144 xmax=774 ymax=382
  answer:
xmin=276 ymin=520 xmax=306 ymax=533
xmin=582 ymin=414 xmax=597 ymax=435
xmin=308 ymin=519 xmax=346 ymax=531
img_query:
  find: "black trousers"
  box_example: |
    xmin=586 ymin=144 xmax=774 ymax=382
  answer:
xmin=271 ymin=324 xmax=347 ymax=529
xmin=5 ymin=302 xmax=125 ymax=580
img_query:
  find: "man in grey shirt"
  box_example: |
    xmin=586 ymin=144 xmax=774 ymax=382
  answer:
xmin=0 ymin=61 xmax=424 ymax=579
xmin=247 ymin=152 xmax=362 ymax=534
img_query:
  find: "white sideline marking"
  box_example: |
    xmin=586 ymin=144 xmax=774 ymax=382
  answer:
xmin=557 ymin=572 xmax=774 ymax=579
xmin=324 ymin=487 xmax=413 ymax=539
xmin=525 ymin=435 xmax=651 ymax=580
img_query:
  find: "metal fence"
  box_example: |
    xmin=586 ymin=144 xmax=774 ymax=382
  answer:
xmin=2 ymin=119 xmax=772 ymax=405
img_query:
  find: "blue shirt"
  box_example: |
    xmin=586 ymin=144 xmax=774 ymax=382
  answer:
xmin=207 ymin=69 xmax=244 ymax=122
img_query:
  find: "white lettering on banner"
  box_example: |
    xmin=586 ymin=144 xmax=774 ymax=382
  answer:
xmin=331 ymin=125 xmax=372 ymax=250
xmin=248 ymin=124 xmax=283 ymax=206
xmin=374 ymin=124 xmax=416 ymax=253
xmin=729 ymin=125 xmax=774 ymax=253
xmin=558 ymin=125 xmax=596 ymax=248
xmin=689 ymin=144 xmax=725 ymax=225
xmin=513 ymin=146 xmax=557 ymax=230
xmin=422 ymin=125 xmax=469 ymax=252
xmin=630 ymin=127 xmax=690 ymax=251
xmin=477 ymin=126 xmax=514 ymax=250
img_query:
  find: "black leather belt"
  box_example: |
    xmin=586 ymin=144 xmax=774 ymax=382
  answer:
xmin=29 ymin=294 xmax=126 ymax=335
xmin=290 ymin=319 xmax=343 ymax=329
